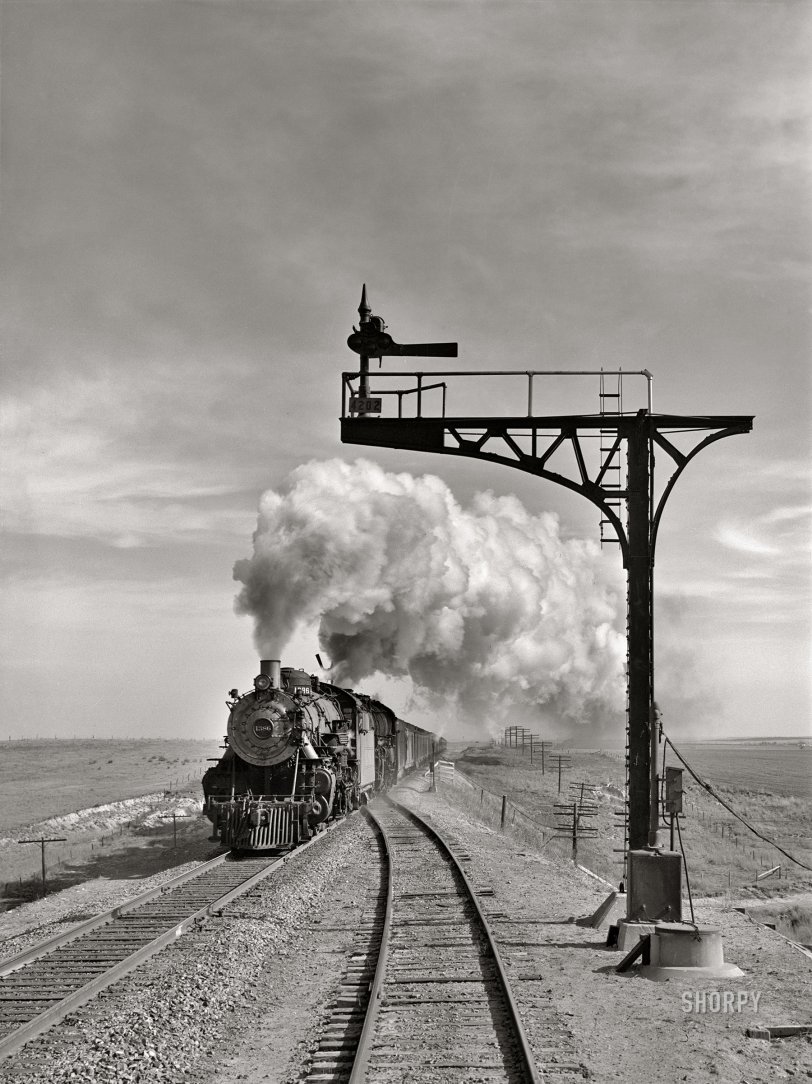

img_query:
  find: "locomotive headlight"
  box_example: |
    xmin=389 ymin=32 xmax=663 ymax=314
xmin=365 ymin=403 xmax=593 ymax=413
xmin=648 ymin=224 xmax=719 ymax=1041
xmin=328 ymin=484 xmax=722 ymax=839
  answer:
xmin=254 ymin=674 xmax=272 ymax=692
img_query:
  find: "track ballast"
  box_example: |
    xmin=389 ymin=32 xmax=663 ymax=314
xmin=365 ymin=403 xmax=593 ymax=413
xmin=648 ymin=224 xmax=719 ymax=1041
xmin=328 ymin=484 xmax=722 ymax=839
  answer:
xmin=305 ymin=795 xmax=541 ymax=1083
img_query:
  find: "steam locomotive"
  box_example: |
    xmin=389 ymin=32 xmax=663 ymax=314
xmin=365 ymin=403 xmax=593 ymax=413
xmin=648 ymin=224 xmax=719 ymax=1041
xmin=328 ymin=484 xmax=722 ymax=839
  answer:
xmin=202 ymin=659 xmax=442 ymax=851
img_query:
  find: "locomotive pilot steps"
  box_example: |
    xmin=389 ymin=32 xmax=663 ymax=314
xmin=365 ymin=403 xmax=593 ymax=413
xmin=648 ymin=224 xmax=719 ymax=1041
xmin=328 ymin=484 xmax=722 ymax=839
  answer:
xmin=202 ymin=659 xmax=441 ymax=851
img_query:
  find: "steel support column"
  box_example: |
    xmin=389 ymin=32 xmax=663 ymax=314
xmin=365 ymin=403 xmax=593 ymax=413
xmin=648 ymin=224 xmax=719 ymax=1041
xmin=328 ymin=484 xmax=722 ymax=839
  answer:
xmin=626 ymin=412 xmax=654 ymax=851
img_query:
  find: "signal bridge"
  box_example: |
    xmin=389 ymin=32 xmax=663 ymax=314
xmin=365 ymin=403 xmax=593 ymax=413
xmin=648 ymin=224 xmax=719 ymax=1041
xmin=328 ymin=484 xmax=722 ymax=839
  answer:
xmin=340 ymin=285 xmax=753 ymax=925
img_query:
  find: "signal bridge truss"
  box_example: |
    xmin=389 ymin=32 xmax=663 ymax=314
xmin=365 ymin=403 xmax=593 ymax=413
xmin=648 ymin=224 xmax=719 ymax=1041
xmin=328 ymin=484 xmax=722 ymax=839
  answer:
xmin=341 ymin=367 xmax=749 ymax=572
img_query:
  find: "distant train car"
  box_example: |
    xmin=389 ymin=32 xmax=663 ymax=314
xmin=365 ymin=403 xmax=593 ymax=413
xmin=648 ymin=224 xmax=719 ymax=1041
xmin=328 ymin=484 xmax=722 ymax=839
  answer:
xmin=202 ymin=660 xmax=441 ymax=851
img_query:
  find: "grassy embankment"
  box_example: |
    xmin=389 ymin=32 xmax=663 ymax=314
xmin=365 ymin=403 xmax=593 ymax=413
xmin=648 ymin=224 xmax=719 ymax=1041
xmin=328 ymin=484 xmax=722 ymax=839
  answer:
xmin=437 ymin=743 xmax=812 ymax=945
xmin=0 ymin=739 xmax=221 ymax=907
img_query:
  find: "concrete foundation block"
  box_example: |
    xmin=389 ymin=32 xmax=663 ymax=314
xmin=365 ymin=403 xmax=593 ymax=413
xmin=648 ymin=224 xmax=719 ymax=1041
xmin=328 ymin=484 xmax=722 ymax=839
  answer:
xmin=640 ymin=922 xmax=745 ymax=980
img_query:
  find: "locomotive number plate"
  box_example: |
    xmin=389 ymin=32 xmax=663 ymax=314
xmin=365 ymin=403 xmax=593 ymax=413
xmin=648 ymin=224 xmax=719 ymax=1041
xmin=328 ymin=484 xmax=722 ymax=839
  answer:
xmin=253 ymin=719 xmax=275 ymax=739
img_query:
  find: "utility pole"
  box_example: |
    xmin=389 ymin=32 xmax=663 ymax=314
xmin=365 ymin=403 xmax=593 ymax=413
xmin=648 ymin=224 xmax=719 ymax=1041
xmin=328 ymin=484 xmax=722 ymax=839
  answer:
xmin=554 ymin=798 xmax=598 ymax=862
xmin=17 ymin=836 xmax=66 ymax=896
xmin=537 ymin=740 xmax=552 ymax=775
xmin=161 ymin=814 xmax=178 ymax=850
xmin=340 ymin=286 xmax=753 ymax=918
xmin=550 ymin=753 xmax=572 ymax=793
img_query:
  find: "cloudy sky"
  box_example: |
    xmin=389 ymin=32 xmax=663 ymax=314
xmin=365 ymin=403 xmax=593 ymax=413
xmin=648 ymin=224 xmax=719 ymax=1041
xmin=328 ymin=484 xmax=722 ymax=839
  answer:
xmin=1 ymin=0 xmax=809 ymax=743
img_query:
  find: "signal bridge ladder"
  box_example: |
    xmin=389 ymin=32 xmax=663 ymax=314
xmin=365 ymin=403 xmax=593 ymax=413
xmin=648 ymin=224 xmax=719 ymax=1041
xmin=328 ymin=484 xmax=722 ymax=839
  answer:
xmin=599 ymin=371 xmax=626 ymax=547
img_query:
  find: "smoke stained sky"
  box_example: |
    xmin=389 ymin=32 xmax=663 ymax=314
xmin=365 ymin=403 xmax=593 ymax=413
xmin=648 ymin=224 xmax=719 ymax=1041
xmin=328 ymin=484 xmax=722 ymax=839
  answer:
xmin=0 ymin=1 xmax=809 ymax=740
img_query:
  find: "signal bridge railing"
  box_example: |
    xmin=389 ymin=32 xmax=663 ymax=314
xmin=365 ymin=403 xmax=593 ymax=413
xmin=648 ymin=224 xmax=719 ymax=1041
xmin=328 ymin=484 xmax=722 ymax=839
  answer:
xmin=342 ymin=367 xmax=653 ymax=421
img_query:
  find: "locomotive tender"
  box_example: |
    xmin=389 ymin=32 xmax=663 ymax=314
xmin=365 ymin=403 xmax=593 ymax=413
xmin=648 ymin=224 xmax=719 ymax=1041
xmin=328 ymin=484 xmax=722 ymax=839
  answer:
xmin=202 ymin=659 xmax=441 ymax=851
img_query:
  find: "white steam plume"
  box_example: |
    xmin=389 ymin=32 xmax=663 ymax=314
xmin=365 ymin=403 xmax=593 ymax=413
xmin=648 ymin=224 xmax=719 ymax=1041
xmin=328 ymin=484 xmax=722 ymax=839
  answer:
xmin=233 ymin=459 xmax=626 ymax=735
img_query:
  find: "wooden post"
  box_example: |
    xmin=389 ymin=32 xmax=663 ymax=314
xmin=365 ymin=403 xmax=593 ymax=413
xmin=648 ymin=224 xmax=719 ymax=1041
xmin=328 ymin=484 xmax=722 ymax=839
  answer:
xmin=572 ymin=802 xmax=578 ymax=862
xmin=501 ymin=795 xmax=507 ymax=830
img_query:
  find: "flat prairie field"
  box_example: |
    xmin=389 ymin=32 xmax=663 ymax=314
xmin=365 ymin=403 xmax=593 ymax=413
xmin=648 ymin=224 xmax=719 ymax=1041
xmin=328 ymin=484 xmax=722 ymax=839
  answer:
xmin=0 ymin=739 xmax=221 ymax=835
xmin=677 ymin=739 xmax=812 ymax=798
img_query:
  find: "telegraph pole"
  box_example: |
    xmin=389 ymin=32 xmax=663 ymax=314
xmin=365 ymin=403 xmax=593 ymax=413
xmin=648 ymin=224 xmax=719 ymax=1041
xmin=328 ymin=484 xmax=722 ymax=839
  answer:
xmin=18 ymin=836 xmax=66 ymax=895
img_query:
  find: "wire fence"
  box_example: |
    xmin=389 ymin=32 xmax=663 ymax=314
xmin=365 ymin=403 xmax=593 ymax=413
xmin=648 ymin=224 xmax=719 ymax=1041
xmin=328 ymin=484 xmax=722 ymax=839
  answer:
xmin=435 ymin=765 xmax=622 ymax=887
xmin=435 ymin=761 xmax=809 ymax=898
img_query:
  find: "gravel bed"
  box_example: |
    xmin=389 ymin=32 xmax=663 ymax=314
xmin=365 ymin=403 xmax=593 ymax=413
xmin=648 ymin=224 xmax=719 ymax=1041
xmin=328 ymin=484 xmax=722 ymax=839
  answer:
xmin=2 ymin=815 xmax=379 ymax=1084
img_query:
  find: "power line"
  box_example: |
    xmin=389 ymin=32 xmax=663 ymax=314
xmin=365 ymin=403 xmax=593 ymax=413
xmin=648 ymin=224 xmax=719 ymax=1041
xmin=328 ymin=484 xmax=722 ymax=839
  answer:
xmin=662 ymin=732 xmax=812 ymax=872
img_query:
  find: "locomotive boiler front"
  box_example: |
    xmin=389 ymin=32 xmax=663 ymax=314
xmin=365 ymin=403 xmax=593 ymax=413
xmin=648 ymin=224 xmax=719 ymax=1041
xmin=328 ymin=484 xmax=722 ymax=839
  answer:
xmin=227 ymin=677 xmax=303 ymax=767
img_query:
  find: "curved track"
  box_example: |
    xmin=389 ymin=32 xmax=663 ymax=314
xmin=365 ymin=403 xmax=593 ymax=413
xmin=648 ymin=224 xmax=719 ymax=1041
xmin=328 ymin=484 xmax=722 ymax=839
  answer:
xmin=306 ymin=795 xmax=541 ymax=1084
xmin=0 ymin=824 xmax=341 ymax=1062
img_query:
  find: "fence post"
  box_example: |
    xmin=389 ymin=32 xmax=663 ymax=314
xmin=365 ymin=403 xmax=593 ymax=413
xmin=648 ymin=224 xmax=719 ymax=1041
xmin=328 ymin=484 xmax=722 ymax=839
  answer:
xmin=572 ymin=801 xmax=578 ymax=862
xmin=500 ymin=795 xmax=507 ymax=830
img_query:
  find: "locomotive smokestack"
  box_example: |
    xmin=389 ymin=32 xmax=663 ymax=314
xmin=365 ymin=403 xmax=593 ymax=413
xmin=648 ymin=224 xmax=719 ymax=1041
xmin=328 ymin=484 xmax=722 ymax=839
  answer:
xmin=260 ymin=659 xmax=281 ymax=689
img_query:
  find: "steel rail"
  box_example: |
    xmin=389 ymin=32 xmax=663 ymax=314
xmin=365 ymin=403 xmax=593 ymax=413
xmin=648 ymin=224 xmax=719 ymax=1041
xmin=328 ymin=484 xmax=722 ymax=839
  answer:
xmin=0 ymin=851 xmax=232 ymax=978
xmin=0 ymin=818 xmax=349 ymax=1063
xmin=385 ymin=796 xmax=543 ymax=1084
xmin=346 ymin=807 xmax=393 ymax=1084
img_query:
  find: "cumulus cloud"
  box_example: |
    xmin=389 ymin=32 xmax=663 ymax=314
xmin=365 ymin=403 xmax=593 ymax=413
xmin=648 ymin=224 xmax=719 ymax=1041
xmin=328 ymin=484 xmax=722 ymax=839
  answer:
xmin=233 ymin=459 xmax=627 ymax=736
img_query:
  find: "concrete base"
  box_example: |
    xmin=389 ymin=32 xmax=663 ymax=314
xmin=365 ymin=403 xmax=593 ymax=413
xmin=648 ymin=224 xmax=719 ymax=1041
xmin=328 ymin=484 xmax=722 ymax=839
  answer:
xmin=640 ymin=961 xmax=745 ymax=981
xmin=639 ymin=922 xmax=745 ymax=980
xmin=616 ymin=919 xmax=656 ymax=953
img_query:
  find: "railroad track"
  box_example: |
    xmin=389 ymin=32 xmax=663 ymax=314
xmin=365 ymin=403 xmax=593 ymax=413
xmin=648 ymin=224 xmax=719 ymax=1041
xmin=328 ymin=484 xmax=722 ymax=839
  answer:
xmin=304 ymin=795 xmax=541 ymax=1083
xmin=0 ymin=823 xmax=342 ymax=1063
